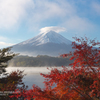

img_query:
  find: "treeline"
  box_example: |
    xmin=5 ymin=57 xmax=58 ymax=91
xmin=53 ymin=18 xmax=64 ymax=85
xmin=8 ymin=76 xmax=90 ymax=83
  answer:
xmin=8 ymin=55 xmax=73 ymax=67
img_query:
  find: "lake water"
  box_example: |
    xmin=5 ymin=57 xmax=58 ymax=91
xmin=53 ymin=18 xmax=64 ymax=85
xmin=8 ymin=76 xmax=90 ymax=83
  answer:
xmin=5 ymin=66 xmax=71 ymax=89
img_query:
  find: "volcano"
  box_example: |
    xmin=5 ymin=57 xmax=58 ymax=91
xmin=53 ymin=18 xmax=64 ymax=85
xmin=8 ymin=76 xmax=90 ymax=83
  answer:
xmin=12 ymin=31 xmax=73 ymax=56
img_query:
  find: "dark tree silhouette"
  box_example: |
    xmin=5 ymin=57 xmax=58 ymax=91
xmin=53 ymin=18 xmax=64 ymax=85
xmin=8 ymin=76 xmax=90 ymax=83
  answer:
xmin=0 ymin=47 xmax=16 ymax=74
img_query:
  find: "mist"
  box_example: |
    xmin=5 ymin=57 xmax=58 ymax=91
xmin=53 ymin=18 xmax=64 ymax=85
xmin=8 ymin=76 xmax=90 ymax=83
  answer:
xmin=6 ymin=66 xmax=66 ymax=74
xmin=5 ymin=66 xmax=71 ymax=89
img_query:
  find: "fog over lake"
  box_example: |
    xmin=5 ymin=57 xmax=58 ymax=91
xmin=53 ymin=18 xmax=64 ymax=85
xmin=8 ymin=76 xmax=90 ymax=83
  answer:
xmin=6 ymin=67 xmax=71 ymax=89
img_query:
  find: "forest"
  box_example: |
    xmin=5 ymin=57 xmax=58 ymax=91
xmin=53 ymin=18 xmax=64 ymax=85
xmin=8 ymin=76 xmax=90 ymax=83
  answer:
xmin=8 ymin=55 xmax=73 ymax=67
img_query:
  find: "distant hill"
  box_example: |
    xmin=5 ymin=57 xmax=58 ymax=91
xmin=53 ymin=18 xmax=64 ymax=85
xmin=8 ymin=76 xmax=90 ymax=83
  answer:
xmin=11 ymin=31 xmax=73 ymax=56
xmin=8 ymin=55 xmax=73 ymax=67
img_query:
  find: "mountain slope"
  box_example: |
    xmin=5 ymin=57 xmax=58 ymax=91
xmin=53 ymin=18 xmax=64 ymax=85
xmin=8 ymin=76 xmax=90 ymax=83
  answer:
xmin=18 ymin=31 xmax=72 ymax=46
xmin=12 ymin=31 xmax=73 ymax=56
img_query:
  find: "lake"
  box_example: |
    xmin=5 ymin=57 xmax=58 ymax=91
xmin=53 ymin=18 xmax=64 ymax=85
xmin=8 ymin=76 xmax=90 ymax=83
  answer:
xmin=5 ymin=66 xmax=71 ymax=89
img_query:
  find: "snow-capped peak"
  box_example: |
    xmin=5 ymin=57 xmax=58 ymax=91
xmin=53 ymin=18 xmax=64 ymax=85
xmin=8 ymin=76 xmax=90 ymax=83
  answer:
xmin=19 ymin=31 xmax=72 ymax=46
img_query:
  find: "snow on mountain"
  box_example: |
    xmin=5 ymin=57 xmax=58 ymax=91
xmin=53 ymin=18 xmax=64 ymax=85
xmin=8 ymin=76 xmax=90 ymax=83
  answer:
xmin=18 ymin=31 xmax=72 ymax=46
xmin=12 ymin=31 xmax=73 ymax=56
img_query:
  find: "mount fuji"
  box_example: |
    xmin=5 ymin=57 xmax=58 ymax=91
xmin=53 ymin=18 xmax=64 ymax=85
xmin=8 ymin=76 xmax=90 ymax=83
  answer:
xmin=11 ymin=31 xmax=73 ymax=56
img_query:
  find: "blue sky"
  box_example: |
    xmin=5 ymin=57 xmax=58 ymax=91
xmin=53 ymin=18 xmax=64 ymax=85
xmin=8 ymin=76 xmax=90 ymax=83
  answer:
xmin=0 ymin=0 xmax=100 ymax=48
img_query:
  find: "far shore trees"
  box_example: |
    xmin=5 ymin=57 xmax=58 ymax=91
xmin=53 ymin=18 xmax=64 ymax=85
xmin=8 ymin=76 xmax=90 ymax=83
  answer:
xmin=10 ymin=37 xmax=100 ymax=100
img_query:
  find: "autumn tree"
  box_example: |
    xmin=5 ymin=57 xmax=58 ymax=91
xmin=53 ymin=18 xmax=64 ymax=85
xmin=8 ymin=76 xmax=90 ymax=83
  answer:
xmin=0 ymin=47 xmax=27 ymax=99
xmin=11 ymin=37 xmax=100 ymax=100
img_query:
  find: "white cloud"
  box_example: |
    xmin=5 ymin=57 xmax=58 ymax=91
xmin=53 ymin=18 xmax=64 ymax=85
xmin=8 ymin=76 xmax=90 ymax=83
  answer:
xmin=92 ymin=2 xmax=100 ymax=15
xmin=0 ymin=42 xmax=14 ymax=48
xmin=40 ymin=26 xmax=66 ymax=33
xmin=0 ymin=0 xmax=96 ymax=34
xmin=0 ymin=36 xmax=8 ymax=41
xmin=28 ymin=0 xmax=76 ymax=30
xmin=29 ymin=0 xmax=95 ymax=33
xmin=0 ymin=36 xmax=14 ymax=48
xmin=0 ymin=0 xmax=34 ymax=29
xmin=63 ymin=16 xmax=95 ymax=32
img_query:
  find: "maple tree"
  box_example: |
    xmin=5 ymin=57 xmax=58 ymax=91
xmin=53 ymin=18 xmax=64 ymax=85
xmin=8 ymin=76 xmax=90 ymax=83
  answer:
xmin=0 ymin=70 xmax=25 ymax=91
xmin=0 ymin=70 xmax=28 ymax=100
xmin=10 ymin=37 xmax=100 ymax=100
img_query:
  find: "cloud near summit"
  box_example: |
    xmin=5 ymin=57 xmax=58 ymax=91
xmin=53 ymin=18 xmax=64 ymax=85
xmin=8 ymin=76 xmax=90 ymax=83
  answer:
xmin=40 ymin=26 xmax=66 ymax=33
xmin=0 ymin=0 xmax=96 ymax=33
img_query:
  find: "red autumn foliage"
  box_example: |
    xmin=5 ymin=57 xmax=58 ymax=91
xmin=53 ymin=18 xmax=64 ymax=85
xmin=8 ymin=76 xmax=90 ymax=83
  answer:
xmin=10 ymin=37 xmax=100 ymax=100
xmin=0 ymin=70 xmax=25 ymax=91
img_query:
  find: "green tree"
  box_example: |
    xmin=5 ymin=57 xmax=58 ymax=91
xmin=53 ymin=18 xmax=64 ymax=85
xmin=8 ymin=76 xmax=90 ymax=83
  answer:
xmin=0 ymin=47 xmax=27 ymax=99
xmin=0 ymin=47 xmax=16 ymax=74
